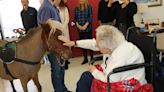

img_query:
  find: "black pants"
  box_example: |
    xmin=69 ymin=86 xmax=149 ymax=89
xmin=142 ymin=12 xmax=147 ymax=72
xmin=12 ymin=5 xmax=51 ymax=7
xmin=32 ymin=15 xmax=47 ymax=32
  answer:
xmin=78 ymin=31 xmax=93 ymax=61
xmin=76 ymin=71 xmax=93 ymax=92
xmin=118 ymin=23 xmax=127 ymax=36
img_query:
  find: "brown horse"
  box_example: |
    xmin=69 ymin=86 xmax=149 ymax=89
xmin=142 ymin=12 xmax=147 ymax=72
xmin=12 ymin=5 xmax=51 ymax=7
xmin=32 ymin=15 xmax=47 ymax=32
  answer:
xmin=0 ymin=23 xmax=71 ymax=92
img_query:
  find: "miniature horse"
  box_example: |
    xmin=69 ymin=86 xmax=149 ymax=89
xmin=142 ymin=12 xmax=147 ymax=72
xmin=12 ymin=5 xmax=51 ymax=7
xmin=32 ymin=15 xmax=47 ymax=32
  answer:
xmin=0 ymin=23 xmax=71 ymax=92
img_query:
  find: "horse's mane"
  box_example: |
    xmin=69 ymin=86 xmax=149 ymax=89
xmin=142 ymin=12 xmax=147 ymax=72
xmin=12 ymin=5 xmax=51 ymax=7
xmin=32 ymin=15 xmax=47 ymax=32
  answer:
xmin=18 ymin=27 xmax=42 ymax=43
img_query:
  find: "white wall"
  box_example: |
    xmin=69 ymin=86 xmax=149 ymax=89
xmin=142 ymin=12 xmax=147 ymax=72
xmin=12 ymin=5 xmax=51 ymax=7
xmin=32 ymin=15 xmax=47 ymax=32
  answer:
xmin=135 ymin=1 xmax=164 ymax=26
xmin=0 ymin=0 xmax=40 ymax=38
xmin=0 ymin=0 xmax=164 ymax=38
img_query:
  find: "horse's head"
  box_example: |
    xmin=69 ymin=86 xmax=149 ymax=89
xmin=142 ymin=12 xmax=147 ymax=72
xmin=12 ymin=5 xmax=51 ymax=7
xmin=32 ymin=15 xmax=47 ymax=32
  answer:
xmin=40 ymin=23 xmax=72 ymax=60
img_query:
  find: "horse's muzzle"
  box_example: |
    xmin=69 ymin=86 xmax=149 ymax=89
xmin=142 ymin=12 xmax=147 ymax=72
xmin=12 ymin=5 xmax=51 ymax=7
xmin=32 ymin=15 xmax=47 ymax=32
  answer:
xmin=61 ymin=50 xmax=72 ymax=60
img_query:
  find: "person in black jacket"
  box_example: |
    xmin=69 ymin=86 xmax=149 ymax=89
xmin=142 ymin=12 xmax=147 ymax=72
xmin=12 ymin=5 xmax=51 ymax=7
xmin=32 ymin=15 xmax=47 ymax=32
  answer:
xmin=116 ymin=0 xmax=137 ymax=36
xmin=21 ymin=0 xmax=38 ymax=33
xmin=95 ymin=0 xmax=119 ymax=62
xmin=98 ymin=0 xmax=119 ymax=25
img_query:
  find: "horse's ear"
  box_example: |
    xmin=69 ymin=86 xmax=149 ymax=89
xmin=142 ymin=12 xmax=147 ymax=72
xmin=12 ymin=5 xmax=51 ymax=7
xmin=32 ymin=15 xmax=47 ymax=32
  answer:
xmin=40 ymin=23 xmax=51 ymax=32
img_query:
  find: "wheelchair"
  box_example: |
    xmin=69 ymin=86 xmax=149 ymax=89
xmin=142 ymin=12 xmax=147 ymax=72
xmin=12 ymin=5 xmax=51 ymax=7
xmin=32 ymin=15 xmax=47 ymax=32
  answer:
xmin=91 ymin=26 xmax=164 ymax=92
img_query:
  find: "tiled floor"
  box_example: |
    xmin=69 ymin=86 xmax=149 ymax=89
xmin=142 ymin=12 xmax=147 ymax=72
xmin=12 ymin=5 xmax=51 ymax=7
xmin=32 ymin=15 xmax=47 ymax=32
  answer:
xmin=0 ymin=57 xmax=101 ymax=92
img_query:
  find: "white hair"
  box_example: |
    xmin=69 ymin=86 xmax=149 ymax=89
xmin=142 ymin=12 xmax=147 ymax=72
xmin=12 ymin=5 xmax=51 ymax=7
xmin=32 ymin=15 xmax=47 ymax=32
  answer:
xmin=96 ymin=25 xmax=125 ymax=50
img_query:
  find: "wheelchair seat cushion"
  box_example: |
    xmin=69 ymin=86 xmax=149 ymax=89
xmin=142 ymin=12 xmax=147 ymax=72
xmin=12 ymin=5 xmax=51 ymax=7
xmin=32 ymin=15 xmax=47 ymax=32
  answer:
xmin=90 ymin=78 xmax=153 ymax=92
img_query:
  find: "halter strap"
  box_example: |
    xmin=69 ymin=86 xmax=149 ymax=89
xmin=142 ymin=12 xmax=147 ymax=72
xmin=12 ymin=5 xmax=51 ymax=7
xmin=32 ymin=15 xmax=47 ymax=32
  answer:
xmin=14 ymin=58 xmax=40 ymax=65
xmin=3 ymin=63 xmax=17 ymax=79
xmin=2 ymin=58 xmax=40 ymax=80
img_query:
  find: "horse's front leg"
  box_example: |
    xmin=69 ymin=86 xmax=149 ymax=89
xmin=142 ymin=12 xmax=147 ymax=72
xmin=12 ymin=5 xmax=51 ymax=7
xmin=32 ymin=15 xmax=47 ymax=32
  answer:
xmin=20 ymin=77 xmax=30 ymax=92
xmin=32 ymin=73 xmax=42 ymax=92
xmin=10 ymin=80 xmax=16 ymax=92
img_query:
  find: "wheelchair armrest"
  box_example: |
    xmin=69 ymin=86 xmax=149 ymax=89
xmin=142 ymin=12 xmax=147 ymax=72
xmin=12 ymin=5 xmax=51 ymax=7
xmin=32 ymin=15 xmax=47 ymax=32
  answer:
xmin=112 ymin=63 xmax=150 ymax=74
xmin=107 ymin=63 xmax=150 ymax=80
xmin=107 ymin=63 xmax=150 ymax=92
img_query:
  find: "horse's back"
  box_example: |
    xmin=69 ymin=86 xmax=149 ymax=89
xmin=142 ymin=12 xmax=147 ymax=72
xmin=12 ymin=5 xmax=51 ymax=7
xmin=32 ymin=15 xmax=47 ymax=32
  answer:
xmin=0 ymin=40 xmax=8 ymax=46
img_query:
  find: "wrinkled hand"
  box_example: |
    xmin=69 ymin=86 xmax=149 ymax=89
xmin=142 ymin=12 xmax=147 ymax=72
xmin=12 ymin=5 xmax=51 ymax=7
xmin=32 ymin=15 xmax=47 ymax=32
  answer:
xmin=58 ymin=35 xmax=75 ymax=47
xmin=88 ymin=65 xmax=96 ymax=73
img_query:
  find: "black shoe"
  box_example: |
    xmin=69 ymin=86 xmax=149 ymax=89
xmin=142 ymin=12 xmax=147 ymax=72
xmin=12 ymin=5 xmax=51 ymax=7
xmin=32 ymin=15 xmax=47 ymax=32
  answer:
xmin=66 ymin=60 xmax=70 ymax=64
xmin=65 ymin=63 xmax=69 ymax=70
xmin=64 ymin=90 xmax=73 ymax=92
xmin=90 ymin=58 xmax=95 ymax=65
xmin=90 ymin=56 xmax=93 ymax=61
xmin=81 ymin=59 xmax=88 ymax=65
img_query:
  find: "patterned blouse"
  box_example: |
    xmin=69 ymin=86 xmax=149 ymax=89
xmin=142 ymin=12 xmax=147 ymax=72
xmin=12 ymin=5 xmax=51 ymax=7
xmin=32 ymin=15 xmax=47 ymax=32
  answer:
xmin=74 ymin=5 xmax=92 ymax=32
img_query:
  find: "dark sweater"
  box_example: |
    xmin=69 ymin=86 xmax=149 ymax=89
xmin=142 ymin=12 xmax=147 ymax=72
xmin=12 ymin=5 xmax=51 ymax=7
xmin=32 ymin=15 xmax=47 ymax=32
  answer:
xmin=21 ymin=7 xmax=38 ymax=32
xmin=98 ymin=1 xmax=119 ymax=23
xmin=116 ymin=2 xmax=137 ymax=28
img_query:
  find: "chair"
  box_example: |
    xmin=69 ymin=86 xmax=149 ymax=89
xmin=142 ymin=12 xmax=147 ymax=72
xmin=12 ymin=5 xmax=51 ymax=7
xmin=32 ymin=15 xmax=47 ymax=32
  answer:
xmin=153 ymin=29 xmax=164 ymax=62
xmin=125 ymin=26 xmax=141 ymax=40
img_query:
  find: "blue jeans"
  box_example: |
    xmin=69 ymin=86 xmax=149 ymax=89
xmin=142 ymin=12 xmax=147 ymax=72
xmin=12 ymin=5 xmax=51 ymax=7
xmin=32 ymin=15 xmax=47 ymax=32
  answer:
xmin=76 ymin=71 xmax=93 ymax=92
xmin=48 ymin=53 xmax=68 ymax=92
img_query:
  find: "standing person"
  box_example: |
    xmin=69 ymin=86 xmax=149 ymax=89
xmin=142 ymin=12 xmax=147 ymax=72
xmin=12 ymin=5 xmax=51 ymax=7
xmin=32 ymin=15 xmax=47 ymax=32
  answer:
xmin=20 ymin=0 xmax=38 ymax=34
xmin=58 ymin=25 xmax=147 ymax=92
xmin=57 ymin=0 xmax=70 ymax=40
xmin=74 ymin=0 xmax=93 ymax=65
xmin=57 ymin=0 xmax=70 ymax=69
xmin=116 ymin=0 xmax=137 ymax=36
xmin=98 ymin=0 xmax=119 ymax=25
xmin=96 ymin=0 xmax=119 ymax=61
xmin=38 ymin=0 xmax=70 ymax=92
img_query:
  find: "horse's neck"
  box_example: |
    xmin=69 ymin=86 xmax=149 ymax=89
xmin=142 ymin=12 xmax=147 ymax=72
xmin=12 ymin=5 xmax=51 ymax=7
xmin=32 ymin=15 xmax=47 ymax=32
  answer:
xmin=16 ymin=30 xmax=46 ymax=62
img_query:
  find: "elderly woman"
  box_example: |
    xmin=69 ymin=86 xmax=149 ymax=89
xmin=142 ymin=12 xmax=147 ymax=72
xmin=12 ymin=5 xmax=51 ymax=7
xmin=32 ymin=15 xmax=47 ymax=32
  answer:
xmin=59 ymin=25 xmax=147 ymax=92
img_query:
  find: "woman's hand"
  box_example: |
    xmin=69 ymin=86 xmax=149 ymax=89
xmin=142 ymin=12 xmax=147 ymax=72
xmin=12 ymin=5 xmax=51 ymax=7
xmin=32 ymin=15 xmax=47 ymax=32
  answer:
xmin=82 ymin=22 xmax=89 ymax=30
xmin=88 ymin=65 xmax=96 ymax=73
xmin=47 ymin=19 xmax=56 ymax=29
xmin=82 ymin=25 xmax=87 ymax=30
xmin=47 ymin=19 xmax=66 ymax=32
xmin=76 ymin=22 xmax=87 ymax=31
xmin=58 ymin=35 xmax=75 ymax=47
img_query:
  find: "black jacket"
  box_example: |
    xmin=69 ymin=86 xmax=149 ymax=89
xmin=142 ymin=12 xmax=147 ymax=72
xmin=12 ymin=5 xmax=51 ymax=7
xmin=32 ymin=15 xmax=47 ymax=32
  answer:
xmin=21 ymin=7 xmax=38 ymax=32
